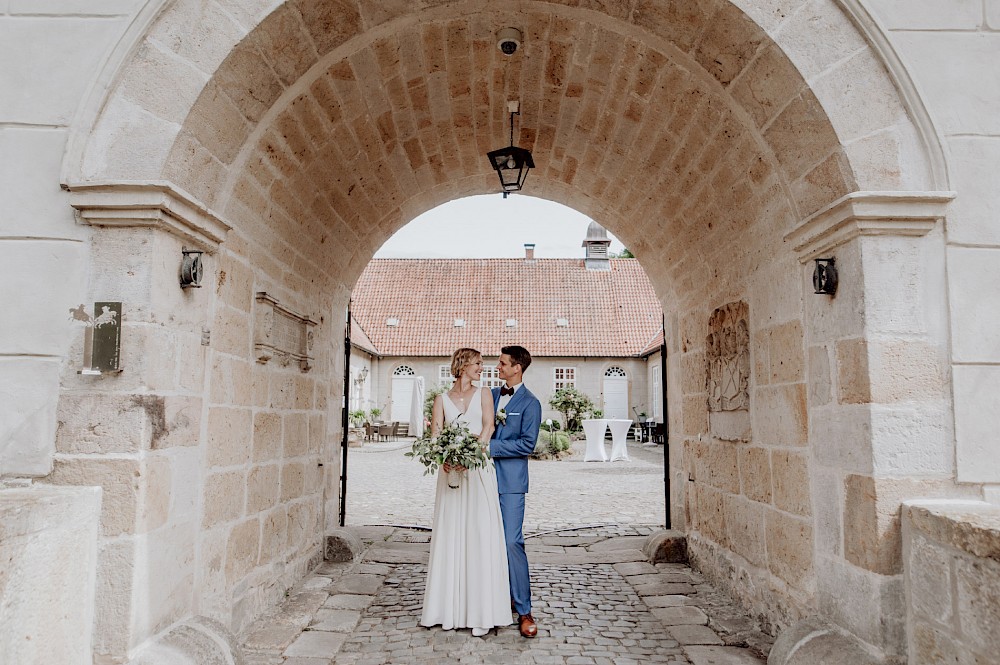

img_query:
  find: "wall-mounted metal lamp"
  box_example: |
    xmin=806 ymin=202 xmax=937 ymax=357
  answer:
xmin=813 ymin=258 xmax=838 ymax=296
xmin=180 ymin=249 xmax=204 ymax=288
xmin=487 ymin=100 xmax=534 ymax=198
xmin=357 ymin=367 xmax=369 ymax=383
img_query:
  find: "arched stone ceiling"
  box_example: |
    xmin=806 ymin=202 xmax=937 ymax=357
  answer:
xmin=80 ymin=0 xmax=936 ymax=305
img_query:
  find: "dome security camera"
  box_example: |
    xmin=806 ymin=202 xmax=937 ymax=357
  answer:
xmin=497 ymin=27 xmax=522 ymax=55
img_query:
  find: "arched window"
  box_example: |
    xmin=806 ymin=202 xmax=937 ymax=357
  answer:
xmin=392 ymin=365 xmax=415 ymax=376
xmin=604 ymin=366 xmax=627 ymax=378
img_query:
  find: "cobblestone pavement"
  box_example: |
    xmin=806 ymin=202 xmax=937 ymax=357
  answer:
xmin=241 ymin=438 xmax=772 ymax=664
xmin=345 ymin=437 xmax=669 ymax=531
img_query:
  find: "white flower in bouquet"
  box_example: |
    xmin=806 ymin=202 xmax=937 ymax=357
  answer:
xmin=496 ymin=408 xmax=507 ymax=425
xmin=405 ymin=420 xmax=490 ymax=477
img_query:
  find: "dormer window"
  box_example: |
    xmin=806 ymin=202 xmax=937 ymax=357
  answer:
xmin=453 ymin=318 xmax=466 ymax=327
xmin=505 ymin=318 xmax=518 ymax=328
xmin=556 ymin=317 xmax=569 ymax=327
xmin=386 ymin=317 xmax=399 ymax=327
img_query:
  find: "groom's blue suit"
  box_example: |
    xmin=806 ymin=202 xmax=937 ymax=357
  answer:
xmin=490 ymin=384 xmax=541 ymax=616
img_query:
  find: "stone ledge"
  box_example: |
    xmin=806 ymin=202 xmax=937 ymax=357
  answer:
xmin=903 ymin=500 xmax=1000 ymax=561
xmin=784 ymin=191 xmax=955 ymax=262
xmin=66 ymin=181 xmax=231 ymax=253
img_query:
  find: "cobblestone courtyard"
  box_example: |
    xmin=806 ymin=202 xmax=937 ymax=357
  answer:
xmin=238 ymin=439 xmax=773 ymax=664
xmin=344 ymin=437 xmax=669 ymax=531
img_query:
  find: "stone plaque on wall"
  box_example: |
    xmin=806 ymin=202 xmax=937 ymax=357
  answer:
xmin=706 ymin=301 xmax=749 ymax=412
xmin=254 ymin=292 xmax=317 ymax=371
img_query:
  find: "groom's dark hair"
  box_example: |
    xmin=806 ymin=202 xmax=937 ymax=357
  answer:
xmin=502 ymin=345 xmax=532 ymax=372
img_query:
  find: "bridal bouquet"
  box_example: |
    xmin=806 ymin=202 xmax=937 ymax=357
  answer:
xmin=406 ymin=420 xmax=489 ymax=488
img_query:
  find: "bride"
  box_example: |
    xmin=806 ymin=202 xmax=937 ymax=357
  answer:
xmin=420 ymin=348 xmax=513 ymax=637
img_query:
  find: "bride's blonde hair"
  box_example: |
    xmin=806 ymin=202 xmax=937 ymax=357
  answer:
xmin=450 ymin=348 xmax=481 ymax=378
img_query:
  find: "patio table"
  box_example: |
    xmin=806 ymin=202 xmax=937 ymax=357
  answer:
xmin=607 ymin=419 xmax=632 ymax=461
xmin=582 ymin=418 xmax=609 ymax=462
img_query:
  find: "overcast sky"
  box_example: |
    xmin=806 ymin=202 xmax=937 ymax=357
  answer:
xmin=374 ymin=194 xmax=625 ymax=259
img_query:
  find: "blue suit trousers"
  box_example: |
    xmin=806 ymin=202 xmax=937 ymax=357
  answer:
xmin=500 ymin=492 xmax=531 ymax=615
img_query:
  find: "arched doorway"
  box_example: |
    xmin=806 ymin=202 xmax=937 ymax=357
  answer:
xmin=55 ymin=1 xmax=955 ymax=662
xmin=602 ymin=366 xmax=629 ymax=420
xmin=389 ymin=364 xmax=416 ymax=423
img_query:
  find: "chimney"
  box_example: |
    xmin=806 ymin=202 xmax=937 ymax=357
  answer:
xmin=524 ymin=243 xmax=536 ymax=263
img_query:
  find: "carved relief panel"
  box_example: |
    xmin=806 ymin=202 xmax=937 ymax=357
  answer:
xmin=706 ymin=301 xmax=749 ymax=412
xmin=254 ymin=292 xmax=317 ymax=371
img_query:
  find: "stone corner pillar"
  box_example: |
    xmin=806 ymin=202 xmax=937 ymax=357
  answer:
xmin=47 ymin=180 xmax=232 ymax=662
xmin=783 ymin=191 xmax=969 ymax=660
xmin=0 ymin=484 xmax=101 ymax=665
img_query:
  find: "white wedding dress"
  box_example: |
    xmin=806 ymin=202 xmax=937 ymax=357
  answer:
xmin=420 ymin=388 xmax=513 ymax=634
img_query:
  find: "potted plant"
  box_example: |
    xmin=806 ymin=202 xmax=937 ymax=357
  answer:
xmin=349 ymin=409 xmax=367 ymax=428
xmin=368 ymin=407 xmax=383 ymax=423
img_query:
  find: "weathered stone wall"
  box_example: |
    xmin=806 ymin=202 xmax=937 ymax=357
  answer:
xmin=903 ymin=501 xmax=1000 ymax=664
xmin=1 ymin=0 xmax=997 ymax=663
xmin=866 ymin=0 xmax=1000 ymax=498
xmin=0 ymin=485 xmax=101 ymax=665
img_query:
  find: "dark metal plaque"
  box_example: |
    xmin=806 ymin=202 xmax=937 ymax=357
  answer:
xmin=91 ymin=301 xmax=122 ymax=372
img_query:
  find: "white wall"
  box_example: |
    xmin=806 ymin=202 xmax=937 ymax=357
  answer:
xmin=0 ymin=1 xmax=141 ymax=476
xmin=864 ymin=0 xmax=1000 ymax=492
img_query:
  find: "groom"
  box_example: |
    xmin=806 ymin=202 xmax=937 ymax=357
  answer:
xmin=490 ymin=345 xmax=541 ymax=638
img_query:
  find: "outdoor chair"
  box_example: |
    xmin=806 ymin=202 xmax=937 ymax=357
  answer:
xmin=364 ymin=423 xmax=374 ymax=441
xmin=652 ymin=423 xmax=667 ymax=444
xmin=378 ymin=424 xmax=393 ymax=441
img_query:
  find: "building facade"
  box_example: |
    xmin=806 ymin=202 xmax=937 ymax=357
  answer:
xmin=350 ymin=232 xmax=663 ymax=427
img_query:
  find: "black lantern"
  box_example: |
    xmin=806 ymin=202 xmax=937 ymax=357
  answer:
xmin=487 ymin=101 xmax=534 ymax=198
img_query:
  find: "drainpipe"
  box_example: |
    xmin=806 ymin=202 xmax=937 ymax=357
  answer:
xmin=340 ymin=301 xmax=352 ymax=527
xmin=661 ymin=314 xmax=670 ymax=529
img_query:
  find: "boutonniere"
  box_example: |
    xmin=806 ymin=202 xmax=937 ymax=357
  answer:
xmin=496 ymin=408 xmax=507 ymax=426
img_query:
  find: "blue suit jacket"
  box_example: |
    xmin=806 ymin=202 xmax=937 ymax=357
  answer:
xmin=489 ymin=385 xmax=542 ymax=494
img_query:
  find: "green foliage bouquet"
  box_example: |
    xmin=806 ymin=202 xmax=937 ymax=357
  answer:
xmin=405 ymin=420 xmax=489 ymax=488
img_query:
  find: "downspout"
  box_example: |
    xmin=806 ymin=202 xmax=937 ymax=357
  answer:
xmin=339 ymin=301 xmax=352 ymax=527
xmin=661 ymin=315 xmax=670 ymax=529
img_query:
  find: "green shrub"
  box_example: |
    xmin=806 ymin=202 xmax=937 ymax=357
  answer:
xmin=424 ymin=385 xmax=448 ymax=421
xmin=533 ymin=430 xmax=571 ymax=457
xmin=548 ymin=387 xmax=594 ymax=433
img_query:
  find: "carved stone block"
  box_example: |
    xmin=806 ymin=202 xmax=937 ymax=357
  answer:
xmin=706 ymin=301 xmax=750 ymax=412
xmin=254 ymin=292 xmax=317 ymax=372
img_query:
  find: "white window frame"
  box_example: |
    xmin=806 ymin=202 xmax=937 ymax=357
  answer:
xmin=553 ymin=367 xmax=577 ymax=391
xmin=438 ymin=364 xmax=454 ymax=387
xmin=393 ymin=365 xmax=415 ymax=376
xmin=479 ymin=365 xmax=503 ymax=388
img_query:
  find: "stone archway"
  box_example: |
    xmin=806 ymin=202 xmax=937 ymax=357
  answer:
xmin=56 ymin=1 xmax=959 ymax=663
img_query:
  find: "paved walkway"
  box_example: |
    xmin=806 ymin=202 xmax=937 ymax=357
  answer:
xmin=240 ymin=438 xmax=774 ymax=664
xmin=345 ymin=438 xmax=670 ymax=530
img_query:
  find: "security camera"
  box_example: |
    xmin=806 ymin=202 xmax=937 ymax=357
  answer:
xmin=497 ymin=27 xmax=522 ymax=56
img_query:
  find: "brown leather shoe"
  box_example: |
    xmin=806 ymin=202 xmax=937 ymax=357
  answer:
xmin=518 ymin=613 xmax=537 ymax=638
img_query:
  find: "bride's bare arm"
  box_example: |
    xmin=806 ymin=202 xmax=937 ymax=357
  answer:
xmin=480 ymin=388 xmax=495 ymax=446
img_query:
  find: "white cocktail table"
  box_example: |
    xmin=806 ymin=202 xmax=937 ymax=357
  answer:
xmin=607 ymin=419 xmax=633 ymax=461
xmin=582 ymin=418 xmax=609 ymax=462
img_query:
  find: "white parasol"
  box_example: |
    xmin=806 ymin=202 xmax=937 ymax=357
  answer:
xmin=409 ymin=376 xmax=425 ymax=438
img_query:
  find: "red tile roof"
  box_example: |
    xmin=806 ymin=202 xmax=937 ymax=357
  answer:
xmin=350 ymin=317 xmax=379 ymax=356
xmin=640 ymin=329 xmax=665 ymax=357
xmin=352 ymin=259 xmax=663 ymax=357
